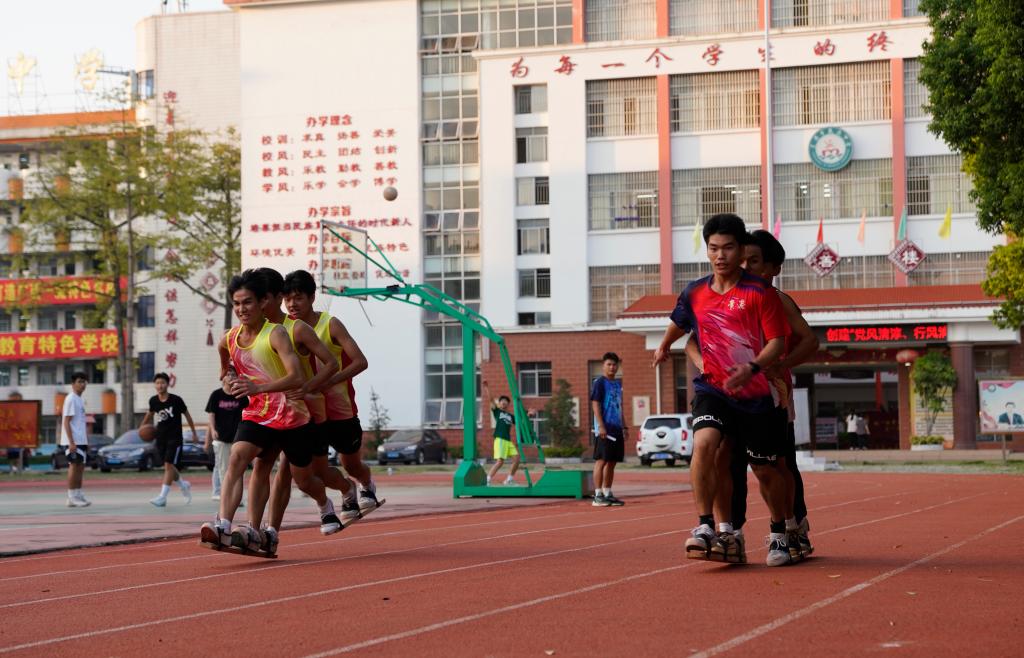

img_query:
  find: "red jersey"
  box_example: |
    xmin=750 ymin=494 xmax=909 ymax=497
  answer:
xmin=671 ymin=272 xmax=790 ymax=411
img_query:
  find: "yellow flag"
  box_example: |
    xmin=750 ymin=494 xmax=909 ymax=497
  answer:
xmin=938 ymin=204 xmax=952 ymax=239
xmin=692 ymin=219 xmax=702 ymax=254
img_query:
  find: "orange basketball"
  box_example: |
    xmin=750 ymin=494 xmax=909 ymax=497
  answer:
xmin=139 ymin=424 xmax=156 ymax=441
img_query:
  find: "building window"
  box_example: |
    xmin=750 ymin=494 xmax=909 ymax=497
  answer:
xmin=775 ymin=255 xmax=895 ymax=290
xmin=773 ymin=61 xmax=891 ymax=127
xmin=517 ymin=218 xmax=550 ymax=255
xmin=904 ymin=59 xmax=929 ymax=119
xmin=63 ymin=311 xmax=77 ymax=330
xmin=771 ymin=0 xmax=887 ymax=28
xmin=136 ymin=295 xmax=156 ymax=328
xmin=586 ymin=0 xmax=656 ymax=41
xmin=975 ymin=348 xmax=1010 ymax=377
xmin=0 ymin=366 xmax=10 ymax=387
xmin=518 ymin=312 xmax=552 ymax=326
xmin=37 ymin=309 xmax=58 ymax=331
xmin=518 ymin=361 xmax=552 ymax=397
xmin=37 ymin=257 xmax=59 ymax=277
xmin=0 ymin=311 xmax=11 ymax=332
xmin=134 ymin=69 xmax=155 ymax=100
xmin=774 ymin=158 xmax=893 ymax=222
xmin=529 ymin=409 xmax=551 ymax=445
xmin=137 ymin=351 xmax=155 ymax=383
xmin=903 ymin=0 xmax=922 ymax=17
xmin=518 ymin=268 xmax=551 ymax=298
xmin=516 ymin=176 xmax=549 ymax=206
xmin=669 ymin=0 xmax=758 ymax=35
xmin=588 ymin=171 xmax=659 ymax=231
xmin=672 ymin=166 xmax=761 ymax=227
xmin=586 ymin=78 xmax=657 ymax=138
xmin=515 ymin=84 xmax=548 ymax=114
xmin=907 ymin=155 xmax=975 ymax=217
xmin=18 ymin=365 xmax=29 ymax=387
xmin=670 ymin=71 xmax=760 ymax=133
xmin=589 ymin=264 xmax=661 ymax=324
xmin=908 ymin=251 xmax=988 ymax=287
xmin=63 ymin=259 xmax=76 ymax=276
xmin=515 ymin=127 xmax=548 ymax=163
xmin=422 ymin=0 xmax=573 ymax=51
xmin=137 ymin=246 xmax=155 ymax=272
xmin=421 ymin=88 xmax=478 ymax=142
xmin=673 ymin=262 xmax=711 ymax=290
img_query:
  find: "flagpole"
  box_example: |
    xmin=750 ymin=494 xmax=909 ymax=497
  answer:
xmin=764 ymin=0 xmax=774 ymax=230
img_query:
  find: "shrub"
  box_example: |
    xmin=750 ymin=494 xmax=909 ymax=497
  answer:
xmin=910 ymin=435 xmax=945 ymax=445
xmin=543 ymin=445 xmax=585 ymax=458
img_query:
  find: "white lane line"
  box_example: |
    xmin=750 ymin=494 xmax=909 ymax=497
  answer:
xmin=0 ymin=529 xmax=681 ymax=654
xmin=690 ymin=512 xmax=1024 ymax=658
xmin=296 ymin=492 xmax=988 ymax=657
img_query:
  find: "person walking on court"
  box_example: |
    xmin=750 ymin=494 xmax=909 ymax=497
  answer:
xmin=591 ymin=352 xmax=625 ymax=507
xmin=61 ymin=373 xmax=91 ymax=507
xmin=855 ymin=414 xmax=870 ymax=450
xmin=482 ymin=380 xmax=520 ymax=485
xmin=140 ymin=373 xmax=198 ymax=507
xmin=205 ymin=382 xmax=247 ymax=501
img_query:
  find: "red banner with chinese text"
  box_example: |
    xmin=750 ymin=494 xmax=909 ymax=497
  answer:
xmin=0 ymin=400 xmax=41 ymax=448
xmin=0 ymin=330 xmax=121 ymax=361
xmin=0 ymin=277 xmax=126 ymax=307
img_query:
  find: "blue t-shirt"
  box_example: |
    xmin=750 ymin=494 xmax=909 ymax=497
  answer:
xmin=590 ymin=376 xmax=623 ymax=435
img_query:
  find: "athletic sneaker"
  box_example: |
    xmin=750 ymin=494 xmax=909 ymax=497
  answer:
xmin=357 ymin=487 xmax=382 ymax=515
xmin=765 ymin=534 xmax=792 ymax=567
xmin=503 ymin=475 xmax=515 ymax=485
xmin=150 ymin=495 xmax=167 ymax=508
xmin=261 ymin=527 xmax=279 ymax=557
xmin=592 ymin=493 xmax=610 ymax=507
xmin=199 ymin=520 xmax=231 ymax=548
xmin=320 ymin=499 xmax=343 ymax=535
xmin=795 ymin=517 xmax=813 ymax=558
xmin=179 ymin=481 xmax=192 ymax=505
xmin=605 ymin=493 xmax=625 ymax=506
xmin=710 ymin=531 xmax=747 ymax=564
xmin=211 ymin=494 xmax=221 ymax=502
xmin=340 ymin=495 xmax=362 ymax=525
xmin=685 ymin=524 xmax=716 ymax=560
xmin=67 ymin=495 xmax=91 ymax=508
xmin=231 ymin=525 xmax=263 ymax=553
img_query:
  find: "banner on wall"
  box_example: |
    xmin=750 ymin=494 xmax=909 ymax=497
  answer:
xmin=0 ymin=400 xmax=41 ymax=448
xmin=0 ymin=329 xmax=120 ymax=361
xmin=979 ymin=380 xmax=1024 ymax=435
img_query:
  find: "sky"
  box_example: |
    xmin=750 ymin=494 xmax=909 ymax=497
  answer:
xmin=2 ymin=0 xmax=226 ymax=116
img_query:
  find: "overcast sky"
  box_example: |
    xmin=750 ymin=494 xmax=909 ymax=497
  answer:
xmin=2 ymin=0 xmax=226 ymax=115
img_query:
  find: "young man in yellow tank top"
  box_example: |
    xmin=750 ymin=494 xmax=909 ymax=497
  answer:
xmin=199 ymin=269 xmax=342 ymax=555
xmin=282 ymin=270 xmax=382 ymax=515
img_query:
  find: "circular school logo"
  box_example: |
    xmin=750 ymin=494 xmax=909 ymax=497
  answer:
xmin=808 ymin=126 xmax=853 ymax=172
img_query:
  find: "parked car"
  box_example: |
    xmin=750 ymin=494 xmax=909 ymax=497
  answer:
xmin=50 ymin=434 xmax=115 ymax=470
xmin=98 ymin=430 xmax=159 ymax=472
xmin=181 ymin=428 xmax=214 ymax=471
xmin=636 ymin=414 xmax=693 ymax=467
xmin=377 ymin=429 xmax=448 ymax=465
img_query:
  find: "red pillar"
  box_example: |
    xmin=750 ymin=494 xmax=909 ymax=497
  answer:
xmin=891 ymin=58 xmax=908 ymax=286
xmin=897 ymin=362 xmax=913 ymax=449
xmin=572 ymin=0 xmax=585 ymax=43
xmin=950 ymin=343 xmax=978 ymax=449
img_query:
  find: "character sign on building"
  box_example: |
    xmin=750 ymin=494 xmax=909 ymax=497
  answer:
xmin=888 ymin=239 xmax=927 ymax=274
xmin=804 ymin=243 xmax=841 ymax=277
xmin=809 ymin=126 xmax=853 ymax=172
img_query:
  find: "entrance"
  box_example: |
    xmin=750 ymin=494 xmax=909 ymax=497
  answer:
xmin=796 ymin=364 xmax=901 ymax=449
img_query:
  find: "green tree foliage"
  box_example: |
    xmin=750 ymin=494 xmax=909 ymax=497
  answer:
xmin=366 ymin=387 xmax=391 ymax=448
xmin=543 ymin=378 xmax=582 ymax=455
xmin=912 ymin=351 xmax=958 ymax=436
xmin=919 ymin=0 xmax=1024 ymax=327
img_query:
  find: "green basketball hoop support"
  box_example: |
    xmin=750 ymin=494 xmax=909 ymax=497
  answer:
xmin=320 ymin=226 xmax=591 ymax=499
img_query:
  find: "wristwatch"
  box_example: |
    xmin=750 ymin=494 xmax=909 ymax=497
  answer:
xmin=748 ymin=362 xmax=762 ymax=375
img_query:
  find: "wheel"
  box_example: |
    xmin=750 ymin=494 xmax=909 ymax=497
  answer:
xmin=415 ymin=450 xmax=425 ymax=465
xmin=439 ymin=450 xmax=448 ymax=464
xmin=378 ymin=460 xmax=387 ymax=466
xmin=51 ymin=457 xmax=60 ymax=470
xmin=683 ymin=457 xmax=692 ymax=466
xmin=100 ymin=467 xmax=111 ymax=473
xmin=665 ymin=459 xmax=676 ymax=468
xmin=139 ymin=456 xmax=152 ymax=472
xmin=640 ymin=456 xmax=651 ymax=467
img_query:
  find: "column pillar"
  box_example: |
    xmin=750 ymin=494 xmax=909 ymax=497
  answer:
xmin=572 ymin=0 xmax=585 ymax=44
xmin=897 ymin=362 xmax=913 ymax=449
xmin=950 ymin=343 xmax=978 ymax=449
xmin=891 ymin=57 xmax=908 ymax=286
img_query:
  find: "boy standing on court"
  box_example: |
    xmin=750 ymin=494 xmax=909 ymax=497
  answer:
xmin=591 ymin=352 xmax=625 ymax=507
xmin=61 ymin=372 xmax=90 ymax=507
xmin=482 ymin=380 xmax=520 ymax=485
xmin=141 ymin=373 xmax=198 ymax=507
xmin=205 ymin=382 xmax=247 ymax=501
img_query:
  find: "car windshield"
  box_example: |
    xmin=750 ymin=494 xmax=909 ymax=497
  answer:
xmin=184 ymin=429 xmax=207 ymax=441
xmin=386 ymin=431 xmax=419 ymax=443
xmin=643 ymin=418 xmax=682 ymax=430
xmin=113 ymin=432 xmax=142 ymax=445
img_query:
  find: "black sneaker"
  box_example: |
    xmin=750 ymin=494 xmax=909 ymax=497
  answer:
xmin=592 ymin=493 xmax=610 ymax=507
xmin=605 ymin=493 xmax=625 ymax=506
xmin=340 ymin=496 xmax=362 ymax=525
xmin=710 ymin=531 xmax=747 ymax=564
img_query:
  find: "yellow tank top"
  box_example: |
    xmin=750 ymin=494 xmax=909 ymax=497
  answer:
xmin=227 ymin=320 xmax=310 ymax=429
xmin=283 ymin=317 xmax=326 ymax=424
xmin=311 ymin=311 xmax=358 ymax=420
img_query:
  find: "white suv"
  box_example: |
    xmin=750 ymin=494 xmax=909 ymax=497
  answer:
xmin=636 ymin=414 xmax=693 ymax=467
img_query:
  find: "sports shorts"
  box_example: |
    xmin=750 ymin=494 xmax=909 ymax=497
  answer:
xmin=317 ymin=417 xmax=363 ymax=456
xmin=155 ymin=437 xmax=183 ymax=469
xmin=493 ymin=438 xmax=517 ymax=460
xmin=64 ymin=446 xmax=87 ymax=464
xmin=235 ymin=420 xmax=315 ymax=468
xmin=691 ymin=393 xmax=785 ymax=465
xmin=593 ymin=427 xmax=625 ymax=463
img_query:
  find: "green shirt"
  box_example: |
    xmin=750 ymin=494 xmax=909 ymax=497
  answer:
xmin=492 ymin=407 xmax=514 ymax=440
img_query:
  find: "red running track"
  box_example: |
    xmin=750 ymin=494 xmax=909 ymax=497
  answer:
xmin=0 ymin=472 xmax=1021 ymax=657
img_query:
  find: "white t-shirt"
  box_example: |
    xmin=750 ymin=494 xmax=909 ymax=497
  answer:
xmin=60 ymin=392 xmax=87 ymax=446
xmin=846 ymin=414 xmax=858 ymax=433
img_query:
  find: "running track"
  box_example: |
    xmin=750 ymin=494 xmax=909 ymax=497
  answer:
xmin=0 ymin=472 xmax=1021 ymax=657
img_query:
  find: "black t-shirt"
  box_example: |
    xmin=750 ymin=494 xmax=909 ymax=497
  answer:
xmin=149 ymin=394 xmax=188 ymax=443
xmin=205 ymin=388 xmax=247 ymax=444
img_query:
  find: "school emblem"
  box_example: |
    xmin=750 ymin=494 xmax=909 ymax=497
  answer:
xmin=809 ymin=126 xmax=853 ymax=172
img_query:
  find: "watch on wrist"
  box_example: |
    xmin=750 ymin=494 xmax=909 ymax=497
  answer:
xmin=748 ymin=362 xmax=762 ymax=375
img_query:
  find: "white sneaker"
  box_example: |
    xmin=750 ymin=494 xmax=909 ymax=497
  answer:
xmin=766 ymin=534 xmax=793 ymax=567
xmin=150 ymin=495 xmax=167 ymax=507
xmin=211 ymin=494 xmax=221 ymax=501
xmin=179 ymin=481 xmax=192 ymax=505
xmin=67 ymin=496 xmax=91 ymax=508
xmin=503 ymin=475 xmax=515 ymax=485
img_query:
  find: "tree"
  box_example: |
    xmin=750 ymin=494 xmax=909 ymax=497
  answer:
xmin=20 ymin=108 xmax=210 ymax=434
xmin=155 ymin=128 xmax=241 ymax=329
xmin=543 ymin=379 xmax=582 ymax=454
xmin=919 ymin=0 xmax=1024 ymax=327
xmin=912 ymin=351 xmax=959 ymax=436
xmin=366 ymin=387 xmax=391 ymax=448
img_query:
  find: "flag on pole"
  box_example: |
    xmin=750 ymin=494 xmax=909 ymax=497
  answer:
xmin=692 ymin=219 xmax=702 ymax=254
xmin=816 ymin=217 xmax=824 ymax=244
xmin=772 ymin=212 xmax=781 ymax=239
xmin=856 ymin=208 xmax=866 ymax=244
xmin=896 ymin=206 xmax=908 ymax=241
xmin=938 ymin=204 xmax=952 ymax=239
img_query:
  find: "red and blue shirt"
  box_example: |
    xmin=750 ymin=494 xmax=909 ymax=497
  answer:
xmin=671 ymin=272 xmax=790 ymax=412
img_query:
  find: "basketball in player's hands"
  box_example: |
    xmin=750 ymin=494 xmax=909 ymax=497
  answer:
xmin=139 ymin=424 xmax=156 ymax=441
xmin=383 ymin=186 xmax=398 ymax=201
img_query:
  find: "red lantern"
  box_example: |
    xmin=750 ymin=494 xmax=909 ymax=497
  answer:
xmin=896 ymin=349 xmax=920 ymax=365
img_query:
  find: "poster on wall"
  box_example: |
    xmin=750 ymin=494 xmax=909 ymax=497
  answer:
xmin=979 ymin=380 xmax=1024 ymax=434
xmin=0 ymin=400 xmax=41 ymax=448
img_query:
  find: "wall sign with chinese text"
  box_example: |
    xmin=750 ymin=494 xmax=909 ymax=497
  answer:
xmin=809 ymin=126 xmax=853 ymax=172
xmin=0 ymin=329 xmax=120 ymax=361
xmin=804 ymin=243 xmax=840 ymax=277
xmin=821 ymin=323 xmax=948 ymax=345
xmin=0 ymin=400 xmax=41 ymax=448
xmin=888 ymin=239 xmax=927 ymax=274
xmin=0 ymin=277 xmax=126 ymax=307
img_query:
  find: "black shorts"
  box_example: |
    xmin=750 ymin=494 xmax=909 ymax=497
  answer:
xmin=593 ymin=427 xmax=625 ymax=463
xmin=691 ymin=393 xmax=785 ymax=465
xmin=319 ymin=417 xmax=363 ymax=456
xmin=155 ymin=438 xmax=183 ymax=468
xmin=64 ymin=446 xmax=87 ymax=464
xmin=235 ymin=420 xmax=316 ymax=469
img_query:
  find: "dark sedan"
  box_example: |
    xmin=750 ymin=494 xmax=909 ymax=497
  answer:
xmin=51 ymin=434 xmax=115 ymax=470
xmin=98 ymin=429 xmax=211 ymax=472
xmin=376 ymin=429 xmax=448 ymax=465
